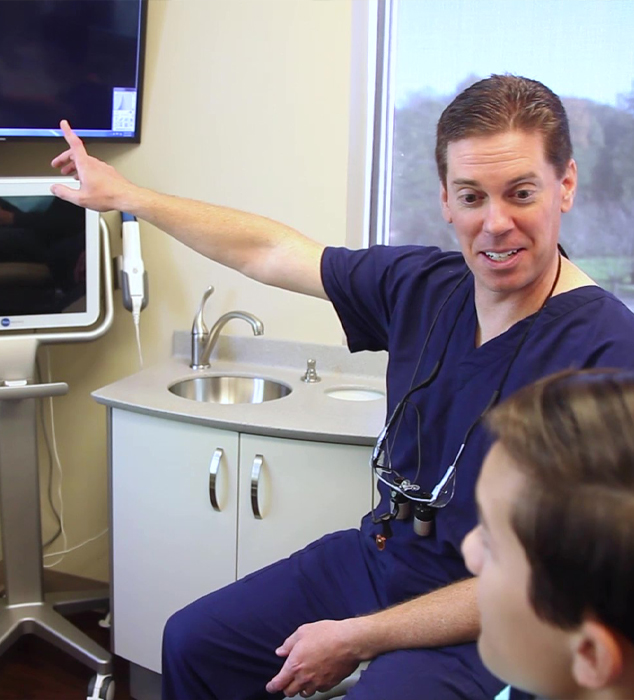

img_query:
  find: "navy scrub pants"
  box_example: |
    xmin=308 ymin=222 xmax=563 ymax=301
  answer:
xmin=162 ymin=529 xmax=503 ymax=700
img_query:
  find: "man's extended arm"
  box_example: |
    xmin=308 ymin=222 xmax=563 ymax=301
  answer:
xmin=50 ymin=121 xmax=327 ymax=299
xmin=266 ymin=577 xmax=479 ymax=697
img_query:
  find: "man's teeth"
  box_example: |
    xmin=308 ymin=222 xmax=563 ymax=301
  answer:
xmin=484 ymin=249 xmax=519 ymax=261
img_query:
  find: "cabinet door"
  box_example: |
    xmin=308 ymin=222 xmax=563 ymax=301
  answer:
xmin=111 ymin=409 xmax=239 ymax=672
xmin=237 ymin=434 xmax=372 ymax=579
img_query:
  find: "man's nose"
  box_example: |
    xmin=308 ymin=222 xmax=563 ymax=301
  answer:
xmin=483 ymin=200 xmax=513 ymax=236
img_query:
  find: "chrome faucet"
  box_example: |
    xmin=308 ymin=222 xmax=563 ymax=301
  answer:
xmin=191 ymin=286 xmax=264 ymax=369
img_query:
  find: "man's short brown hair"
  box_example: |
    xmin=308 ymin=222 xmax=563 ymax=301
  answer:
xmin=435 ymin=74 xmax=573 ymax=184
xmin=486 ymin=369 xmax=634 ymax=643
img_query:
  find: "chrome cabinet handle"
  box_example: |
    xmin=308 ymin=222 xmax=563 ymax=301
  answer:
xmin=250 ymin=454 xmax=264 ymax=520
xmin=208 ymin=448 xmax=224 ymax=511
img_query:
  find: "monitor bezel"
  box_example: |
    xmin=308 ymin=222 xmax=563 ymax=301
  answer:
xmin=0 ymin=177 xmax=101 ymax=333
xmin=0 ymin=0 xmax=148 ymax=144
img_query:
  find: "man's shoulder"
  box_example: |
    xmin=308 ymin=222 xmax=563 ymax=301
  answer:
xmin=353 ymin=244 xmax=467 ymax=282
xmin=327 ymin=244 xmax=463 ymax=267
xmin=370 ymin=244 xmax=462 ymax=264
xmin=549 ymin=286 xmax=634 ymax=329
xmin=323 ymin=244 xmax=469 ymax=298
xmin=536 ymin=286 xmax=634 ymax=370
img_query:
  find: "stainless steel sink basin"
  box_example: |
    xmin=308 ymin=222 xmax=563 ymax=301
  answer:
xmin=169 ymin=375 xmax=292 ymax=404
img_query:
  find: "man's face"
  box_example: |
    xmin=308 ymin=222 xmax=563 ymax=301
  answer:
xmin=441 ymin=130 xmax=576 ymax=302
xmin=461 ymin=443 xmax=575 ymax=698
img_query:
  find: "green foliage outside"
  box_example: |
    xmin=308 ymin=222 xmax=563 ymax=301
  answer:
xmin=575 ymin=257 xmax=634 ymax=292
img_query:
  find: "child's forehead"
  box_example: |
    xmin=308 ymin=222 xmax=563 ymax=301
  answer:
xmin=478 ymin=443 xmax=528 ymax=523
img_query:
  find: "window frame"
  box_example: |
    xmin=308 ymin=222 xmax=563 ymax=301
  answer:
xmin=346 ymin=0 xmax=399 ymax=250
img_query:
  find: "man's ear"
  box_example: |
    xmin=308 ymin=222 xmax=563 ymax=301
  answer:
xmin=571 ymin=619 xmax=623 ymax=690
xmin=560 ymin=159 xmax=577 ymax=214
xmin=440 ymin=183 xmax=452 ymax=223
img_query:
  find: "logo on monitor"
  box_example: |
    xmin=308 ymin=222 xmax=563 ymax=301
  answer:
xmin=1 ymin=318 xmax=10 ymax=327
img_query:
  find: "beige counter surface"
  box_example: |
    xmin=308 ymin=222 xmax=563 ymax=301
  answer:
xmin=92 ymin=334 xmax=388 ymax=446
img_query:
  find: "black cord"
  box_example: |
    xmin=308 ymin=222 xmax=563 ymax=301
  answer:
xmin=405 ymin=269 xmax=472 ymax=394
xmin=371 ymin=270 xmax=470 ymax=524
xmin=385 ymin=270 xmax=472 ymax=458
xmin=432 ymin=253 xmax=565 ymax=494
xmin=374 ymin=253 xmax=563 ymax=512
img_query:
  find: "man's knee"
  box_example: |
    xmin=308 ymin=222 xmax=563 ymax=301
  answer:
xmin=162 ymin=600 xmax=224 ymax=665
xmin=163 ymin=606 xmax=198 ymax=662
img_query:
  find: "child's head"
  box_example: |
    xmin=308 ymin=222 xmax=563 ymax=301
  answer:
xmin=462 ymin=369 xmax=634 ymax=699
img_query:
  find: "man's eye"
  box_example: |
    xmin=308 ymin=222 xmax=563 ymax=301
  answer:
xmin=459 ymin=193 xmax=479 ymax=205
xmin=514 ymin=189 xmax=534 ymax=201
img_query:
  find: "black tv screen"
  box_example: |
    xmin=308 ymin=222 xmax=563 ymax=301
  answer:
xmin=0 ymin=0 xmax=147 ymax=142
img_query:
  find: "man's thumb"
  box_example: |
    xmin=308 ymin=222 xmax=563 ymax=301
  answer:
xmin=50 ymin=183 xmax=80 ymax=204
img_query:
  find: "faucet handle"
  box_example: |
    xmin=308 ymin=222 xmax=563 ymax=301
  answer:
xmin=301 ymin=358 xmax=321 ymax=383
xmin=192 ymin=285 xmax=215 ymax=335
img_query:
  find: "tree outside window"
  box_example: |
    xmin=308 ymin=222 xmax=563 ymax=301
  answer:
xmin=382 ymin=0 xmax=634 ymax=308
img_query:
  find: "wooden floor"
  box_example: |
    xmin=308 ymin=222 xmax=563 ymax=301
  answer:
xmin=0 ymin=570 xmax=134 ymax=700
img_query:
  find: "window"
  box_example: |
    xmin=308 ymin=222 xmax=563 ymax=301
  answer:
xmin=353 ymin=0 xmax=634 ymax=307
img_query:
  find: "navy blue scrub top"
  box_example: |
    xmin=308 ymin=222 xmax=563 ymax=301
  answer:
xmin=321 ymin=245 xmax=634 ymax=605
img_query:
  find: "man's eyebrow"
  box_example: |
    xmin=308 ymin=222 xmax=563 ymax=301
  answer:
xmin=451 ymin=178 xmax=479 ymax=187
xmin=451 ymin=172 xmax=540 ymax=188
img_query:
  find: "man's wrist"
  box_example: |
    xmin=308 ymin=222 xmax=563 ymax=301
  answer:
xmin=117 ymin=182 xmax=147 ymax=217
xmin=340 ymin=616 xmax=383 ymax=662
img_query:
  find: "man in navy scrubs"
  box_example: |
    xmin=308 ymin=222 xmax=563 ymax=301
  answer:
xmin=51 ymin=75 xmax=634 ymax=700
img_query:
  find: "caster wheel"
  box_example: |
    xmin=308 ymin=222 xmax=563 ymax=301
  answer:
xmin=88 ymin=674 xmax=115 ymax=700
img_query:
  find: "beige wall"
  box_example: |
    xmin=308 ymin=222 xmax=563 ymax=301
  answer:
xmin=0 ymin=0 xmax=355 ymax=581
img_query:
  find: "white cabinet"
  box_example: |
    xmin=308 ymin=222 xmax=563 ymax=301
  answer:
xmin=236 ymin=432 xmax=374 ymax=579
xmin=111 ymin=410 xmax=239 ymax=672
xmin=110 ymin=408 xmax=373 ymax=673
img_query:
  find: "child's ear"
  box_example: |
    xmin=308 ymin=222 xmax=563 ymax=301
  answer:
xmin=571 ymin=619 xmax=623 ymax=690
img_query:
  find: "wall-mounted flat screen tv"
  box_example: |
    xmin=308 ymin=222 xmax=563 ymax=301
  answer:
xmin=0 ymin=0 xmax=147 ymax=142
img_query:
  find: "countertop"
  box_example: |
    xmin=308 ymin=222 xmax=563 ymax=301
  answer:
xmin=92 ymin=333 xmax=388 ymax=446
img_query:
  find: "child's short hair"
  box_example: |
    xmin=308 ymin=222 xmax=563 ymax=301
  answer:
xmin=486 ymin=369 xmax=634 ymax=643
